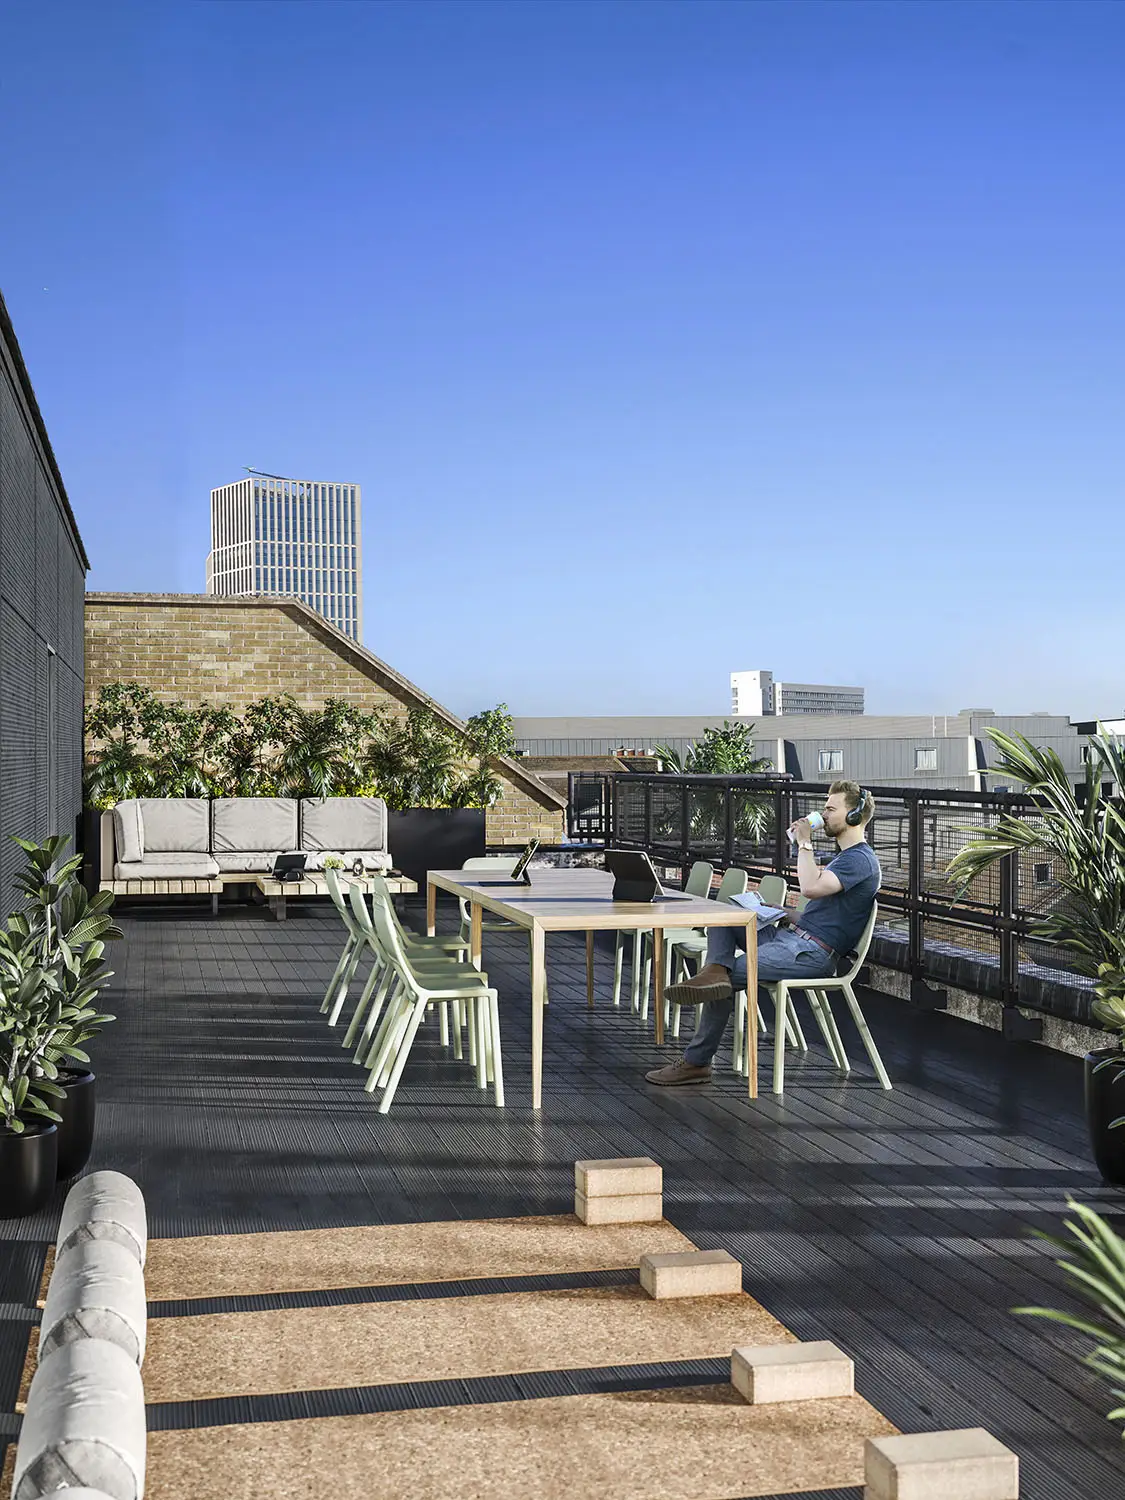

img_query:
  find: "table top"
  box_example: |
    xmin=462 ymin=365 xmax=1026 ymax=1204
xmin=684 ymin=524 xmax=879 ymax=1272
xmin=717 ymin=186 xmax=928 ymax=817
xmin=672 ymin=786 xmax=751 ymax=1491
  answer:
xmin=257 ymin=873 xmax=418 ymax=896
xmin=427 ymin=867 xmax=757 ymax=932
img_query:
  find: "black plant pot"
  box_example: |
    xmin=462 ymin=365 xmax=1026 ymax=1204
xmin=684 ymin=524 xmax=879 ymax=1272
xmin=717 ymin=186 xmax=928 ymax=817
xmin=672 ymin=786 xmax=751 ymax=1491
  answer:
xmin=1085 ymin=1047 xmax=1125 ymax=1185
xmin=56 ymin=1068 xmax=96 ymax=1180
xmin=0 ymin=1120 xmax=59 ymax=1219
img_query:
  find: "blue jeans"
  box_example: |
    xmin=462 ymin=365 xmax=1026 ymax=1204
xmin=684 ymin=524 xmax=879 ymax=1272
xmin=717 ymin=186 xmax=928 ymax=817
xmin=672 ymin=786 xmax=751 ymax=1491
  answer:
xmin=683 ymin=924 xmax=837 ymax=1067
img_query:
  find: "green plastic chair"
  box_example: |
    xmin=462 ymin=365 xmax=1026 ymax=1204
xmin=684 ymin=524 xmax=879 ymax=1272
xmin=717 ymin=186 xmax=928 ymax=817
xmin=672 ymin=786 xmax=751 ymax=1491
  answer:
xmin=661 ymin=866 xmax=747 ymax=1036
xmin=458 ymin=855 xmax=547 ymax=1003
xmin=737 ymin=901 xmax=890 ymax=1095
xmin=348 ymin=881 xmax=504 ymax=1112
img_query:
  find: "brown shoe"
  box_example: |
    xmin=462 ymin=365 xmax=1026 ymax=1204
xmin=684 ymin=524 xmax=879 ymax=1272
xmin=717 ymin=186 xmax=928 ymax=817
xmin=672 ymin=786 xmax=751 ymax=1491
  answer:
xmin=666 ymin=975 xmax=733 ymax=1007
xmin=645 ymin=1059 xmax=712 ymax=1086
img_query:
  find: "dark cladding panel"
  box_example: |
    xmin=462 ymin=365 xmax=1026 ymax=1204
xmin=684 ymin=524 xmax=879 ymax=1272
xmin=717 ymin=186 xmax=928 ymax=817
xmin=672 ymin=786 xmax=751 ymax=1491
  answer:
xmin=0 ymin=598 xmax=38 ymax=900
xmin=36 ymin=470 xmax=60 ymax=650
xmin=0 ymin=374 xmax=35 ymax=622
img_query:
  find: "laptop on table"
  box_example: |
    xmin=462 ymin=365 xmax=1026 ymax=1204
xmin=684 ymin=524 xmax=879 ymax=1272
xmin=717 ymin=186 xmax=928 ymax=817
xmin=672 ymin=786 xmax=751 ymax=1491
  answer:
xmin=468 ymin=838 xmax=541 ymax=887
xmin=604 ymin=849 xmax=696 ymax=903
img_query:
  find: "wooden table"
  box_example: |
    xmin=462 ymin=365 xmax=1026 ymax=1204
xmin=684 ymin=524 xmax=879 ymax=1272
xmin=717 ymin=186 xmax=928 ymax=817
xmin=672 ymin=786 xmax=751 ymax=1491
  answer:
xmin=426 ymin=868 xmax=758 ymax=1108
xmin=255 ymin=872 xmax=417 ymax=921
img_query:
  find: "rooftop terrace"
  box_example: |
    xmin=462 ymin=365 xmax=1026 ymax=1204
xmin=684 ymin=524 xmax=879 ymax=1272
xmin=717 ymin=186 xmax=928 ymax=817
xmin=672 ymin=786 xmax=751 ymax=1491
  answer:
xmin=3 ymin=894 xmax=1124 ymax=1499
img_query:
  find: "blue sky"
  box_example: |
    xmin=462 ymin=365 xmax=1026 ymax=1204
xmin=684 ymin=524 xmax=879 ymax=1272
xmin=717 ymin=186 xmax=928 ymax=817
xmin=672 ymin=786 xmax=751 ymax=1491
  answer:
xmin=2 ymin=1 xmax=1123 ymax=720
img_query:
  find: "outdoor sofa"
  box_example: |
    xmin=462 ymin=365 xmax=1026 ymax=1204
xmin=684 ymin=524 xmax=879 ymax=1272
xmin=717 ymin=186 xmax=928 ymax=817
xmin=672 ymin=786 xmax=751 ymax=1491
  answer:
xmin=99 ymin=796 xmax=392 ymax=910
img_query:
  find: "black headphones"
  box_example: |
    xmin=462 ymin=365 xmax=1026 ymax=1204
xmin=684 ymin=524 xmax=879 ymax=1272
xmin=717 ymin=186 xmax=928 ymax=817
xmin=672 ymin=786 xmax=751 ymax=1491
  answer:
xmin=845 ymin=787 xmax=869 ymax=827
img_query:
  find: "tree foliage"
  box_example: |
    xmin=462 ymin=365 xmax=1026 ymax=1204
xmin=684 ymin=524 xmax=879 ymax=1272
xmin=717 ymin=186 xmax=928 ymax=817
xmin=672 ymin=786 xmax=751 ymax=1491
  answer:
xmin=946 ymin=727 xmax=1125 ymax=1031
xmin=84 ymin=682 xmax=511 ymax=811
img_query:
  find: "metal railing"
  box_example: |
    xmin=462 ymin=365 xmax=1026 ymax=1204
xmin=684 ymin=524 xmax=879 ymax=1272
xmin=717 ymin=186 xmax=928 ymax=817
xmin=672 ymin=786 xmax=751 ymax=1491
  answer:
xmin=567 ymin=771 xmax=1094 ymax=1025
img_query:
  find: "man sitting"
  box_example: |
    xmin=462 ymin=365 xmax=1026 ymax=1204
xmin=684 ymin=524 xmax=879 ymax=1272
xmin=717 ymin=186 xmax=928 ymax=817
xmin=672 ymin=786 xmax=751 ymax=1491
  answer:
xmin=645 ymin=779 xmax=881 ymax=1086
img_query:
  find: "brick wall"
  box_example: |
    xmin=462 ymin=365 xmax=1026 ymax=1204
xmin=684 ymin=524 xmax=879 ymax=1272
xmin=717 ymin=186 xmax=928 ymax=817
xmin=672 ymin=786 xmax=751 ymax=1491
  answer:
xmin=85 ymin=595 xmax=565 ymax=846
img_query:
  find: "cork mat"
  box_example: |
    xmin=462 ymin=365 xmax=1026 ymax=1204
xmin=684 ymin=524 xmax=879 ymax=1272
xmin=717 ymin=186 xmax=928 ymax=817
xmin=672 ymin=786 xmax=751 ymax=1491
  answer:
xmin=147 ymin=1385 xmax=896 ymax=1500
xmin=136 ymin=1214 xmax=697 ymax=1302
xmin=144 ymin=1283 xmax=795 ymax=1404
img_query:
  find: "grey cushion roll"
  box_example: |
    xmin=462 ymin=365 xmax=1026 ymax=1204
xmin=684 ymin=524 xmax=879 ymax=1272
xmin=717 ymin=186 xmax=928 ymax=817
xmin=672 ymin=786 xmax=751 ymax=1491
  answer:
xmin=40 ymin=1240 xmax=147 ymax=1365
xmin=14 ymin=1338 xmax=145 ymax=1500
xmin=57 ymin=1173 xmax=147 ymax=1268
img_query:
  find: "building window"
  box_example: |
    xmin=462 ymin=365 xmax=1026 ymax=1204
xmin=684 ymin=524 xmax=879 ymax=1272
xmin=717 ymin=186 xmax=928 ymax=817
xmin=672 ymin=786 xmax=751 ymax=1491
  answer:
xmin=818 ymin=749 xmax=843 ymax=774
xmin=1034 ymin=862 xmax=1051 ymax=884
xmin=915 ymin=747 xmax=938 ymax=772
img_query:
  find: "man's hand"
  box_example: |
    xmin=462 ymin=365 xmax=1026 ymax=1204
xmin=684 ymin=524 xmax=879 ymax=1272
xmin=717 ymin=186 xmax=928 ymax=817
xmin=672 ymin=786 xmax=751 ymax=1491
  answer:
xmin=789 ymin=817 xmax=813 ymax=846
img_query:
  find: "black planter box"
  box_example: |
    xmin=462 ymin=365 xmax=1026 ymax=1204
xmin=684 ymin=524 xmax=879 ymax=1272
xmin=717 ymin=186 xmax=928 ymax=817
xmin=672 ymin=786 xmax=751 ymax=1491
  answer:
xmin=388 ymin=809 xmax=486 ymax=887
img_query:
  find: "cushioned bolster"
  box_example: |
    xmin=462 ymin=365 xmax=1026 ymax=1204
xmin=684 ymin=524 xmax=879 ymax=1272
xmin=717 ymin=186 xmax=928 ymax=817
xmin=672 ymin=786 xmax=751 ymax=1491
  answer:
xmin=213 ymin=852 xmax=281 ymax=873
xmin=212 ymin=797 xmax=298 ymax=853
xmin=111 ymin=803 xmax=143 ymax=865
xmin=40 ymin=1241 xmax=147 ymax=1365
xmin=136 ymin=798 xmax=210 ymax=854
xmin=58 ymin=1173 xmax=147 ymax=1268
xmin=113 ymin=855 xmax=219 ymax=881
xmin=301 ymin=796 xmax=387 ymax=852
xmin=14 ymin=1338 xmax=146 ymax=1500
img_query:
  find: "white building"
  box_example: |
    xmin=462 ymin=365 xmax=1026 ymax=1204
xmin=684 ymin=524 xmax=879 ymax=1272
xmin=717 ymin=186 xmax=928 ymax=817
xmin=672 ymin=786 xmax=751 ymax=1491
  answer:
xmin=731 ymin=669 xmax=863 ymax=717
xmin=206 ymin=474 xmax=363 ymax=641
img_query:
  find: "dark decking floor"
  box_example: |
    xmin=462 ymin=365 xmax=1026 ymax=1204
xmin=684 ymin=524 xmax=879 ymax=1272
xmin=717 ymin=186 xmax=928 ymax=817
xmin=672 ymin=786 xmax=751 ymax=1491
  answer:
xmin=3 ymin=893 xmax=1124 ymax=1500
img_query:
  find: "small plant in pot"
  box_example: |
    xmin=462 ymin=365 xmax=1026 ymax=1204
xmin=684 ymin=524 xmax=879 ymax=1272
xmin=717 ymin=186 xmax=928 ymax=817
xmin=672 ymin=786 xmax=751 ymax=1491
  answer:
xmin=948 ymin=727 xmax=1125 ymax=1181
xmin=0 ymin=836 xmax=121 ymax=1206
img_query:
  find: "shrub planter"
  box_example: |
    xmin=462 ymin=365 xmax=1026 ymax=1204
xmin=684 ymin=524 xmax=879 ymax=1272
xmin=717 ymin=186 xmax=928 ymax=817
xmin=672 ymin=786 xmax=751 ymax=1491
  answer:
xmin=388 ymin=809 xmax=486 ymax=887
xmin=0 ymin=1121 xmax=59 ymax=1219
xmin=1085 ymin=1046 xmax=1125 ymax=1184
xmin=55 ymin=1068 xmax=97 ymax=1180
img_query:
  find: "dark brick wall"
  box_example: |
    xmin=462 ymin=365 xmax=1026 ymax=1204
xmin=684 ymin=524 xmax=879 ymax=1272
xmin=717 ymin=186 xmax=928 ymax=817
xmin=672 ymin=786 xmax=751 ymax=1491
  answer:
xmin=0 ymin=299 xmax=87 ymax=917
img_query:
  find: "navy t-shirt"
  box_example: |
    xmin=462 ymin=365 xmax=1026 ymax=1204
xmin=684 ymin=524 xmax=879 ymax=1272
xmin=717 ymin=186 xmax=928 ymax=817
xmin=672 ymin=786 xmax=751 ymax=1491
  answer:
xmin=797 ymin=842 xmax=881 ymax=956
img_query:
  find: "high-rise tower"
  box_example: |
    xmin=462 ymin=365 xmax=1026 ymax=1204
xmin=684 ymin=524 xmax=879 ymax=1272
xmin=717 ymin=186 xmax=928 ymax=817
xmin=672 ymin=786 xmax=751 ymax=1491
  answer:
xmin=206 ymin=474 xmax=362 ymax=641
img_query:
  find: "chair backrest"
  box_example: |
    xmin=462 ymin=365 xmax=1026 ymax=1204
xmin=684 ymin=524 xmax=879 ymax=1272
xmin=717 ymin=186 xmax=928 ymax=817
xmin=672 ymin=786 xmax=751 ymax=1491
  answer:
xmin=756 ymin=873 xmax=787 ymax=908
xmin=348 ymin=879 xmax=408 ymax=972
xmin=324 ymin=867 xmax=359 ymax=936
xmin=715 ymin=867 xmax=749 ymax=903
xmin=837 ymin=901 xmax=879 ymax=980
xmin=684 ymin=861 xmax=715 ymax=898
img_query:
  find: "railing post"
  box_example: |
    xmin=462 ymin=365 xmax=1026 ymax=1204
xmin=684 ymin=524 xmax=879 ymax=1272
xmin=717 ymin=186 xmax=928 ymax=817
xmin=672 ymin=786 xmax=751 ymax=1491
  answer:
xmin=999 ymin=849 xmax=1018 ymax=1008
xmin=644 ymin=779 xmax=653 ymax=852
xmin=908 ymin=796 xmax=925 ymax=981
xmin=681 ymin=780 xmax=691 ymax=870
xmin=772 ymin=786 xmax=788 ymax=877
xmin=724 ymin=783 xmax=735 ymax=870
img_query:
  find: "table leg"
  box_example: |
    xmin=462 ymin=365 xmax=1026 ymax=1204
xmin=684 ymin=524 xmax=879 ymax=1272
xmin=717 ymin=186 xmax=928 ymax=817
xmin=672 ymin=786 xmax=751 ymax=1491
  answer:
xmin=272 ymin=894 xmax=287 ymax=922
xmin=745 ymin=921 xmax=758 ymax=1098
xmin=586 ymin=931 xmax=594 ymax=1009
xmin=531 ymin=923 xmax=546 ymax=1110
xmin=426 ymin=879 xmax=437 ymax=937
xmin=652 ymin=926 xmax=665 ymax=1045
xmin=470 ymin=902 xmax=483 ymax=970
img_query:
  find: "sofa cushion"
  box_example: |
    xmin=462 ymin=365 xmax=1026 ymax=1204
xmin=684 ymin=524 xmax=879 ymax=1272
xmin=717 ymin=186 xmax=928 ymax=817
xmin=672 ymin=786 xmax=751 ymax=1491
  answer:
xmin=137 ymin=798 xmax=210 ymax=854
xmin=304 ymin=850 xmax=393 ymax=872
xmin=111 ymin=802 xmax=144 ymax=864
xmin=213 ymin=852 xmax=281 ymax=874
xmin=114 ymin=854 xmax=220 ymax=881
xmin=212 ymin=798 xmax=298 ymax=854
xmin=301 ymin=797 xmax=388 ymax=854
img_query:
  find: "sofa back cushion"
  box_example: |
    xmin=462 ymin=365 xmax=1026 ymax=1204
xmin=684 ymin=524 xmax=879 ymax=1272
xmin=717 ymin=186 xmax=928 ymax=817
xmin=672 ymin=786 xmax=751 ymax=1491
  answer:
xmin=137 ymin=799 xmax=210 ymax=854
xmin=212 ymin=797 xmax=299 ymax=853
xmin=112 ymin=801 xmax=144 ymax=864
xmin=301 ymin=797 xmax=388 ymax=855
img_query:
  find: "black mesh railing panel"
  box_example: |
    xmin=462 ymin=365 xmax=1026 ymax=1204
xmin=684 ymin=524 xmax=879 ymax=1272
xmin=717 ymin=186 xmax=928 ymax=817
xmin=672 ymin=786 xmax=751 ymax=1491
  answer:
xmin=868 ymin=797 xmax=910 ymax=894
xmin=920 ymin=800 xmax=1001 ymax=908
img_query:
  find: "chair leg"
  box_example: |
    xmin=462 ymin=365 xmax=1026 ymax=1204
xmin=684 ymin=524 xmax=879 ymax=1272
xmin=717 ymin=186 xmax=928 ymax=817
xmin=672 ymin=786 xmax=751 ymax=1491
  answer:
xmin=321 ymin=937 xmax=359 ymax=1014
xmin=771 ymin=984 xmax=787 ymax=1095
xmin=612 ymin=932 xmax=625 ymax=1007
xmin=474 ymin=996 xmax=489 ymax=1089
xmin=325 ymin=941 xmax=365 ymax=1022
xmin=630 ymin=931 xmax=644 ymax=1014
xmin=487 ymin=995 xmax=505 ymax=1107
xmin=377 ymin=998 xmax=430 ymax=1113
xmin=354 ymin=970 xmax=397 ymax=1061
xmin=340 ymin=957 xmax=384 ymax=1042
xmin=731 ymin=990 xmax=745 ymax=1074
xmin=840 ymin=982 xmax=893 ymax=1089
xmin=808 ymin=989 xmax=850 ymax=1073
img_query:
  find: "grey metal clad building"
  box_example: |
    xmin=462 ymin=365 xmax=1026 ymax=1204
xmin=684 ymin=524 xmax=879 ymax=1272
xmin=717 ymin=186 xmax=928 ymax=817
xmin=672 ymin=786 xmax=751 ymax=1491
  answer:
xmin=206 ymin=475 xmax=363 ymax=642
xmin=0 ymin=290 xmax=89 ymax=916
xmin=513 ymin=711 xmax=1087 ymax=790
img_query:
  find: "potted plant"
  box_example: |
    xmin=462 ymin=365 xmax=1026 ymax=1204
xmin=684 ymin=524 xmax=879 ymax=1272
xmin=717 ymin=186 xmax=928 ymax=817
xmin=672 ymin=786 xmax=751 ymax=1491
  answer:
xmin=947 ymin=727 xmax=1125 ymax=1181
xmin=5 ymin=836 xmax=121 ymax=1188
xmin=1016 ymin=1199 xmax=1125 ymax=1433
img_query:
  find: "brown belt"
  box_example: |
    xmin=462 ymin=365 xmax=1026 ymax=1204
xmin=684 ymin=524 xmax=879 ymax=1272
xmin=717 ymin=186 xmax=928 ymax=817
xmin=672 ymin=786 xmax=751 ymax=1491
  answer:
xmin=792 ymin=927 xmax=837 ymax=960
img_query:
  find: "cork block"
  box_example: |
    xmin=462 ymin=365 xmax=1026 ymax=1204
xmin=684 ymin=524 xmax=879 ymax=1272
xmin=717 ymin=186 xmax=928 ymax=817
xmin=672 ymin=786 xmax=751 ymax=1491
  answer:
xmin=575 ymin=1158 xmax=663 ymax=1198
xmin=639 ymin=1250 xmax=742 ymax=1300
xmin=865 ymin=1428 xmax=1019 ymax=1500
xmin=574 ymin=1192 xmax=664 ymax=1225
xmin=731 ymin=1340 xmax=854 ymax=1404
